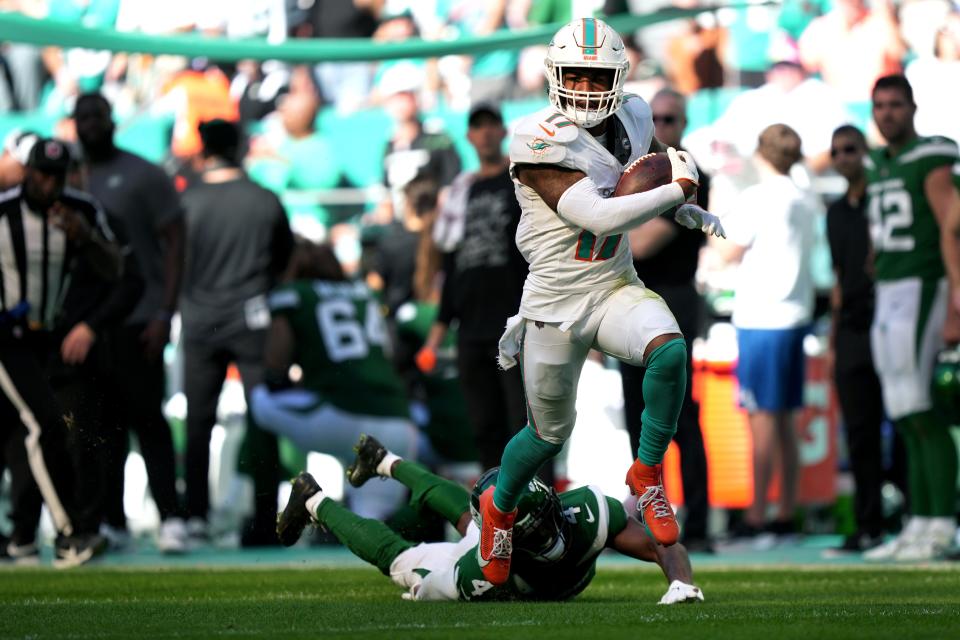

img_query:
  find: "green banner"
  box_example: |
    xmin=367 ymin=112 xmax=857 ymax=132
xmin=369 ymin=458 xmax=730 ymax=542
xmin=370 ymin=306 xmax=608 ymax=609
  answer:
xmin=0 ymin=8 xmax=718 ymax=63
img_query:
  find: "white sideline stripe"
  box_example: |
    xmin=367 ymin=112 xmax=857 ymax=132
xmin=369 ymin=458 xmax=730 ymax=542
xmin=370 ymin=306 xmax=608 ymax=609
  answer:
xmin=0 ymin=359 xmax=73 ymax=536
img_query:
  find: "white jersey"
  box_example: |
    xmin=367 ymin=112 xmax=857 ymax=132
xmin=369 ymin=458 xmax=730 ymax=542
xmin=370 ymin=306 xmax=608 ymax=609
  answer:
xmin=509 ymin=95 xmax=655 ymax=327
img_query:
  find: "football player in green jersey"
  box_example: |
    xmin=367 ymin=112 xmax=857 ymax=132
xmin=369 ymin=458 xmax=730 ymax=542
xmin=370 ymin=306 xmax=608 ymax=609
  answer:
xmin=863 ymin=75 xmax=960 ymax=561
xmin=249 ymin=242 xmax=420 ymax=520
xmin=276 ymin=434 xmax=703 ymax=604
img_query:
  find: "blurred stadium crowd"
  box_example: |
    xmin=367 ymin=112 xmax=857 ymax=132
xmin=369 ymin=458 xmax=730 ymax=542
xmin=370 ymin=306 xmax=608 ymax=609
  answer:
xmin=1 ymin=0 xmax=960 ymax=565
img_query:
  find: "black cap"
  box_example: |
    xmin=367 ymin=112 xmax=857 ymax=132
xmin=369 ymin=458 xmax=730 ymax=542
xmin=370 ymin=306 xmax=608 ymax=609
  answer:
xmin=468 ymin=102 xmax=503 ymax=127
xmin=26 ymin=138 xmax=70 ymax=175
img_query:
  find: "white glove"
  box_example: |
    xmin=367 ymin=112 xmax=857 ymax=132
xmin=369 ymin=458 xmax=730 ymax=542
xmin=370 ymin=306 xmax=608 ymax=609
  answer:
xmin=674 ymin=203 xmax=726 ymax=238
xmin=667 ymin=146 xmax=699 ymax=189
xmin=658 ymin=580 xmax=704 ymax=605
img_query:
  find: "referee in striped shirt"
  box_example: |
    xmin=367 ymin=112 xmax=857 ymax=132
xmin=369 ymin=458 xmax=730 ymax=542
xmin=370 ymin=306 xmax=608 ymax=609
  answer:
xmin=0 ymin=138 xmax=121 ymax=566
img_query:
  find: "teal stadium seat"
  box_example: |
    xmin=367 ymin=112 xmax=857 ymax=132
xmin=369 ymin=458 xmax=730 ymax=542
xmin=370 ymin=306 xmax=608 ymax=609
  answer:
xmin=316 ymin=107 xmax=393 ymax=187
xmin=0 ymin=110 xmax=172 ymax=166
xmin=114 ymin=113 xmax=175 ymax=165
xmin=0 ymin=113 xmax=59 ymax=146
xmin=314 ymin=98 xmax=550 ymax=188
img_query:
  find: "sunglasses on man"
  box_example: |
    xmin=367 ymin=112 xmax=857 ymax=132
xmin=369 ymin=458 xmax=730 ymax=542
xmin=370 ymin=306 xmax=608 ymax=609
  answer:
xmin=830 ymin=144 xmax=860 ymax=158
xmin=652 ymin=114 xmax=678 ymax=125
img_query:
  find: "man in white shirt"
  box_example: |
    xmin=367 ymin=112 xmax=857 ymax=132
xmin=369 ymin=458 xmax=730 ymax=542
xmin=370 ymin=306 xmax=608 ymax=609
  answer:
xmin=719 ymin=123 xmax=822 ymax=538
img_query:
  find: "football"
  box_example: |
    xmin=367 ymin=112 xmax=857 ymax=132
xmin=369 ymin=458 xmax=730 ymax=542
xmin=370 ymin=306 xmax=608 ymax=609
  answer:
xmin=613 ymin=152 xmax=672 ymax=197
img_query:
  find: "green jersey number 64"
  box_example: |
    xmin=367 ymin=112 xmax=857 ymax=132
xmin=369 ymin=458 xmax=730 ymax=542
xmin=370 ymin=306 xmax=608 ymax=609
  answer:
xmin=316 ymin=299 xmax=386 ymax=363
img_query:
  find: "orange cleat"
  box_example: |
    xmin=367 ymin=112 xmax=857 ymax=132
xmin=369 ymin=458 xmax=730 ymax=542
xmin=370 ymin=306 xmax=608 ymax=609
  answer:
xmin=476 ymin=486 xmax=517 ymax=585
xmin=625 ymin=460 xmax=679 ymax=546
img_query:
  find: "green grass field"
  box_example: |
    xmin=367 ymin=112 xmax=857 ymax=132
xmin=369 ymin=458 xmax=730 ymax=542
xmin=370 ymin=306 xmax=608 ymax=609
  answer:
xmin=2 ymin=565 xmax=958 ymax=639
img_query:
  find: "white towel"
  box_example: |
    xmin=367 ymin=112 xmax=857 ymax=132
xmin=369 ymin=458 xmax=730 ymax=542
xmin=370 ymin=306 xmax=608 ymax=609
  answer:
xmin=497 ymin=314 xmax=525 ymax=370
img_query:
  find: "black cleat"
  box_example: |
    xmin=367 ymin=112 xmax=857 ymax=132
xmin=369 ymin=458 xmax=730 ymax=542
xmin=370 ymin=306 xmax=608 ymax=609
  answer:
xmin=54 ymin=532 xmax=107 ymax=569
xmin=346 ymin=434 xmax=388 ymax=488
xmin=276 ymin=472 xmax=321 ymax=547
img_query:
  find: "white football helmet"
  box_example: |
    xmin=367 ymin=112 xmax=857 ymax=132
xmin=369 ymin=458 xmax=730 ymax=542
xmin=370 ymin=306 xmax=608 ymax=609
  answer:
xmin=544 ymin=17 xmax=629 ymax=128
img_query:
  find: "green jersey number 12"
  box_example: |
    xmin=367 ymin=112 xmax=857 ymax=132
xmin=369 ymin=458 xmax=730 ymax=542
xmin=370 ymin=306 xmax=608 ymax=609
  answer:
xmin=869 ymin=188 xmax=915 ymax=252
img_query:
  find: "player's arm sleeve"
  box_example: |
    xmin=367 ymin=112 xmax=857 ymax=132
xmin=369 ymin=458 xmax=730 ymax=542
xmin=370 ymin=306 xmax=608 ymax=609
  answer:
xmin=918 ymin=137 xmax=959 ymax=175
xmin=267 ymin=285 xmax=300 ymax=319
xmin=555 ymin=176 xmax=686 ymax=236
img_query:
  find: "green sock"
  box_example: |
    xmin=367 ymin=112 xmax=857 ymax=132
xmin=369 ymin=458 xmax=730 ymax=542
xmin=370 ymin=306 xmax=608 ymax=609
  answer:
xmin=316 ymin=499 xmax=413 ymax=575
xmin=910 ymin=411 xmax=958 ymax=517
xmin=895 ymin=418 xmax=931 ymax=516
xmin=637 ymin=338 xmax=687 ymax=466
xmin=393 ymin=460 xmax=471 ymax=527
xmin=384 ymin=504 xmax=446 ymax=543
xmin=492 ymin=425 xmax=563 ymax=512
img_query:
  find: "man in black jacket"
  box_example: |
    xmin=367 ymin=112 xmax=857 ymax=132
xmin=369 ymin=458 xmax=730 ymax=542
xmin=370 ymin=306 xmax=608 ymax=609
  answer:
xmin=825 ymin=125 xmax=887 ymax=553
xmin=415 ymin=104 xmax=529 ymax=471
xmin=75 ymin=92 xmax=186 ymax=548
xmin=179 ymin=119 xmax=294 ymax=546
xmin=0 ymin=138 xmax=119 ymax=566
xmin=46 ymin=159 xmax=146 ymax=552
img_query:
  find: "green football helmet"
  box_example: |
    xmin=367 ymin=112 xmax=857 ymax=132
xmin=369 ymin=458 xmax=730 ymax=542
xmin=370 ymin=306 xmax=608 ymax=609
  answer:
xmin=470 ymin=467 xmax=567 ymax=559
xmin=932 ymin=346 xmax=960 ymax=425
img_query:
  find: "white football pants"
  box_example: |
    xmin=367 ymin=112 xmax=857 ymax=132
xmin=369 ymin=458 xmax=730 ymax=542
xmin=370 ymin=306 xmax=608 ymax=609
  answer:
xmin=519 ymin=284 xmax=681 ymax=444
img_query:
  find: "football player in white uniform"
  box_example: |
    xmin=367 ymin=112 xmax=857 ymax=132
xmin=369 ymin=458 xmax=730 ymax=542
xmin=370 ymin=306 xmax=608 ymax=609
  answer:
xmin=477 ymin=17 xmax=724 ymax=585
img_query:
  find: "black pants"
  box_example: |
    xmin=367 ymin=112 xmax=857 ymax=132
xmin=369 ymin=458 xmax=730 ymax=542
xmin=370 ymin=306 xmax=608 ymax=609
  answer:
xmin=182 ymin=329 xmax=277 ymax=534
xmin=834 ymin=325 xmax=886 ymax=536
xmin=102 ymin=324 xmax=181 ymax=526
xmin=0 ymin=335 xmax=86 ymax=540
xmin=48 ymin=338 xmax=119 ymax=538
xmin=457 ymin=340 xmax=528 ymax=471
xmin=619 ymin=283 xmax=710 ymax=540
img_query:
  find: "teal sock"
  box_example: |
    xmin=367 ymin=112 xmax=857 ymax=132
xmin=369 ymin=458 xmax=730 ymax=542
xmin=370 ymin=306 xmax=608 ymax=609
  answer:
xmin=492 ymin=425 xmax=563 ymax=512
xmin=910 ymin=411 xmax=958 ymax=517
xmin=637 ymin=338 xmax=687 ymax=465
xmin=896 ymin=418 xmax=931 ymax=516
xmin=316 ymin=499 xmax=413 ymax=575
xmin=393 ymin=460 xmax=471 ymax=527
